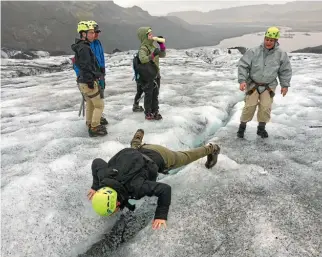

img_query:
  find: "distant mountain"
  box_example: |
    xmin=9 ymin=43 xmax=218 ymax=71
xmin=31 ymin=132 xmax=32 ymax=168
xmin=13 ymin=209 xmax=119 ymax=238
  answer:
xmin=291 ymin=45 xmax=322 ymax=54
xmin=1 ymin=1 xmax=268 ymax=55
xmin=167 ymin=1 xmax=322 ymax=30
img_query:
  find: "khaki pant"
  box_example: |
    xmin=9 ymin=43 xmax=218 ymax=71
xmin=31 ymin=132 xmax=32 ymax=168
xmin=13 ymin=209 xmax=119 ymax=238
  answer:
xmin=240 ymin=88 xmax=275 ymax=123
xmin=79 ymin=82 xmax=104 ymax=128
xmin=131 ymin=133 xmax=213 ymax=170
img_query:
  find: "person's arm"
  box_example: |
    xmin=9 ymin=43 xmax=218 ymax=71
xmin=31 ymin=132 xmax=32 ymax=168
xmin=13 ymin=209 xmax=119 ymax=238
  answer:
xmin=90 ymin=158 xmax=109 ymax=190
xmin=78 ymin=48 xmax=95 ymax=85
xmin=158 ymin=38 xmax=166 ymax=58
xmin=278 ymin=52 xmax=292 ymax=88
xmin=138 ymin=181 xmax=171 ymax=221
xmin=238 ymin=49 xmax=254 ymax=84
xmin=98 ymin=40 xmax=106 ymax=70
xmin=87 ymin=158 xmax=105 ymax=200
xmin=139 ymin=46 xmax=160 ymax=64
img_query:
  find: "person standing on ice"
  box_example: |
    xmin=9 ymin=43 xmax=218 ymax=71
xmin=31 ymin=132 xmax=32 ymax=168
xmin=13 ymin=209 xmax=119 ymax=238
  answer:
xmin=237 ymin=26 xmax=292 ymax=138
xmin=86 ymin=20 xmax=107 ymax=100
xmin=71 ymin=21 xmax=107 ymax=137
xmin=72 ymin=20 xmax=108 ymax=127
xmin=132 ymin=27 xmax=166 ymax=120
xmin=87 ymin=129 xmax=221 ymax=229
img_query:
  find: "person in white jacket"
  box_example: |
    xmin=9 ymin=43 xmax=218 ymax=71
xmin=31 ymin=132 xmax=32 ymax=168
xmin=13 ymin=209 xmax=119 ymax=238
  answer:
xmin=237 ymin=26 xmax=292 ymax=138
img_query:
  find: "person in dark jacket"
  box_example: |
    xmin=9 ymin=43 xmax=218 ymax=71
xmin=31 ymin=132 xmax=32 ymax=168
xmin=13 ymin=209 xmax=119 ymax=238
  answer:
xmin=71 ymin=21 xmax=107 ymax=137
xmin=88 ymin=129 xmax=221 ymax=230
xmin=133 ymin=27 xmax=166 ymax=120
xmin=72 ymin=20 xmax=108 ymax=126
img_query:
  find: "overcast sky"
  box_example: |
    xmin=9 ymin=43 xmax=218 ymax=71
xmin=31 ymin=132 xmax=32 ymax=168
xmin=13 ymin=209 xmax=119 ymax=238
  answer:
xmin=112 ymin=0 xmax=306 ymax=15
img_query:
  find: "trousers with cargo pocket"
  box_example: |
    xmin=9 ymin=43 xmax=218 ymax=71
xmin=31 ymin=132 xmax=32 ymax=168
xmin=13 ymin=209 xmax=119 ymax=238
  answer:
xmin=78 ymin=81 xmax=104 ymax=128
xmin=131 ymin=132 xmax=213 ymax=170
xmin=240 ymin=87 xmax=275 ymax=123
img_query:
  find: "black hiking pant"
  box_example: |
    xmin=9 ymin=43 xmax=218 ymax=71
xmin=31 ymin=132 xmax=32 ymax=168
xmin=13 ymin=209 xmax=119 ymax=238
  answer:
xmin=141 ymin=77 xmax=161 ymax=114
xmin=134 ymin=81 xmax=144 ymax=105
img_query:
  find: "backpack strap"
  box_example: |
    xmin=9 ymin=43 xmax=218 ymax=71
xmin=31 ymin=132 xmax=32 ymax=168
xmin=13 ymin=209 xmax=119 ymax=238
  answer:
xmin=132 ymin=50 xmax=141 ymax=81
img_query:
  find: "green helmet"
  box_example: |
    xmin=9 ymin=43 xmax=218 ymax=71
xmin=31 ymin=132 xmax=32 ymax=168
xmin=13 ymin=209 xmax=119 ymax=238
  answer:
xmin=265 ymin=26 xmax=280 ymax=39
xmin=77 ymin=21 xmax=95 ymax=33
xmin=92 ymin=187 xmax=118 ymax=216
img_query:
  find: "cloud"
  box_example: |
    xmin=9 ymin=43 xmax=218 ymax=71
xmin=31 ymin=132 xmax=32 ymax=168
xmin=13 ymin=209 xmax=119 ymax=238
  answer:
xmin=113 ymin=0 xmax=293 ymax=15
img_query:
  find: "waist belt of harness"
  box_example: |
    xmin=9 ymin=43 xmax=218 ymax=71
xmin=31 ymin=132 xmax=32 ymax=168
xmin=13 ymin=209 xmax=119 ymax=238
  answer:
xmin=246 ymin=82 xmax=275 ymax=98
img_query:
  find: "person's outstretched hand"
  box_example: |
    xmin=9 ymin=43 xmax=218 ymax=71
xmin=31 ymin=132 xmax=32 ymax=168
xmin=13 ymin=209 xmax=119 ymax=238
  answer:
xmin=152 ymin=219 xmax=167 ymax=230
xmin=87 ymin=189 xmax=96 ymax=200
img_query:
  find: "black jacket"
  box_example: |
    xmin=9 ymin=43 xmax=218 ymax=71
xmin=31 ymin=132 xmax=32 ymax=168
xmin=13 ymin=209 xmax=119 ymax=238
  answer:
xmin=71 ymin=38 xmax=102 ymax=83
xmin=91 ymin=148 xmax=171 ymax=220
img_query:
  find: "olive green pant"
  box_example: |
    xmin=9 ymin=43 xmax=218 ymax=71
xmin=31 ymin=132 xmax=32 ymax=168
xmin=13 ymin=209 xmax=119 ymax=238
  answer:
xmin=79 ymin=82 xmax=104 ymax=128
xmin=131 ymin=136 xmax=212 ymax=170
xmin=240 ymin=88 xmax=275 ymax=123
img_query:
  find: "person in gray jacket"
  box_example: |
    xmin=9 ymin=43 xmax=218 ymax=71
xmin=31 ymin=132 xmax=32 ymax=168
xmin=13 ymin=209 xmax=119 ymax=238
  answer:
xmin=237 ymin=26 xmax=292 ymax=138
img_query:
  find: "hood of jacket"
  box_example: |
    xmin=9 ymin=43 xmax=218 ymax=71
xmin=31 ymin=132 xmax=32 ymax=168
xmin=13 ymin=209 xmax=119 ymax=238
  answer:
xmin=137 ymin=26 xmax=154 ymax=46
xmin=71 ymin=38 xmax=89 ymax=53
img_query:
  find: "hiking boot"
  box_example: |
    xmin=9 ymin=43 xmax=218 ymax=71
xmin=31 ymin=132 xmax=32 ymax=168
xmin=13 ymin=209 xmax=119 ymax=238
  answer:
xmin=100 ymin=117 xmax=108 ymax=126
xmin=153 ymin=111 xmax=163 ymax=120
xmin=205 ymin=143 xmax=221 ymax=169
xmin=134 ymin=129 xmax=144 ymax=140
xmin=257 ymin=126 xmax=268 ymax=138
xmin=145 ymin=113 xmax=155 ymax=120
xmin=237 ymin=123 xmax=246 ymax=138
xmin=89 ymin=124 xmax=108 ymax=137
xmin=133 ymin=104 xmax=144 ymax=112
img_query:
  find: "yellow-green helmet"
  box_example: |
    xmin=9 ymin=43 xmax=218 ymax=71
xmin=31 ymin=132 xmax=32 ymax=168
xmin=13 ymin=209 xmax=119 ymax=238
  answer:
xmin=87 ymin=20 xmax=100 ymax=32
xmin=77 ymin=21 xmax=95 ymax=33
xmin=92 ymin=187 xmax=118 ymax=216
xmin=265 ymin=26 xmax=280 ymax=39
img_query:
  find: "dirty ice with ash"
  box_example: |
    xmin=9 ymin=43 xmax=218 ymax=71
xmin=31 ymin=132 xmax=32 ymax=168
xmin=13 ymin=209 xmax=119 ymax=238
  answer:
xmin=1 ymin=46 xmax=322 ymax=257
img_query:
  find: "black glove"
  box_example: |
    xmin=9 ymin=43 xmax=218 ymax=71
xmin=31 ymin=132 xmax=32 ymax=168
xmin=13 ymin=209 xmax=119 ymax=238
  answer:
xmin=87 ymin=81 xmax=94 ymax=89
xmin=153 ymin=48 xmax=161 ymax=56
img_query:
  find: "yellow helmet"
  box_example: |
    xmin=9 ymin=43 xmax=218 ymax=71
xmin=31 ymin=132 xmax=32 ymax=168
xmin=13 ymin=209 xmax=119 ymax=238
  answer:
xmin=77 ymin=21 xmax=95 ymax=33
xmin=265 ymin=26 xmax=280 ymax=39
xmin=87 ymin=20 xmax=100 ymax=32
xmin=92 ymin=187 xmax=118 ymax=216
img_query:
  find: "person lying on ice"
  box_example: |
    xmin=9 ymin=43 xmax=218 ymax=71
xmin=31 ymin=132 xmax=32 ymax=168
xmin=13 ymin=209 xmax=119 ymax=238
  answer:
xmin=87 ymin=129 xmax=221 ymax=230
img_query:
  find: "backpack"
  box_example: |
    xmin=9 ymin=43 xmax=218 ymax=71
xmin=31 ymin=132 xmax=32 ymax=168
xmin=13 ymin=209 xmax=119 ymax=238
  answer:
xmin=132 ymin=52 xmax=141 ymax=81
xmin=132 ymin=48 xmax=158 ymax=82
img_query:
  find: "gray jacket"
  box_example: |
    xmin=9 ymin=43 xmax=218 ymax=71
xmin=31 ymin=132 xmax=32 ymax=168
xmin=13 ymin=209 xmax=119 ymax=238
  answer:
xmin=238 ymin=42 xmax=292 ymax=89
